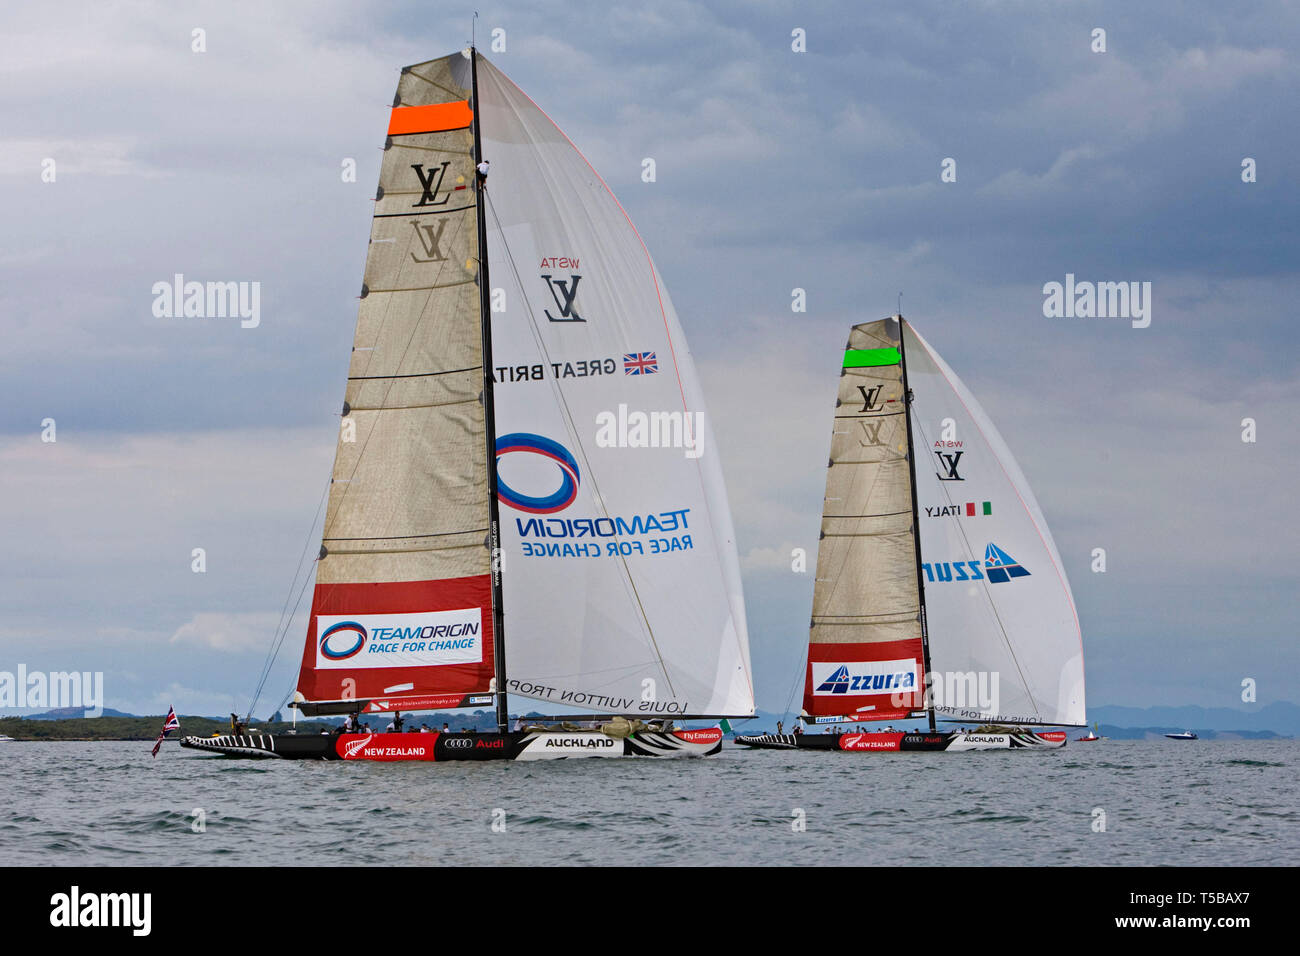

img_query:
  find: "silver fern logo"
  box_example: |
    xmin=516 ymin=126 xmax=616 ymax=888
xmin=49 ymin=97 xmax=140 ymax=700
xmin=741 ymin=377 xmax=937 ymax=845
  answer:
xmin=342 ymin=734 xmax=374 ymax=758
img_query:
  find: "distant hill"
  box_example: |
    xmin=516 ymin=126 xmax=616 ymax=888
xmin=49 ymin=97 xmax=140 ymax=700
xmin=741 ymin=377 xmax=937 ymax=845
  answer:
xmin=0 ymin=708 xmax=505 ymax=741
xmin=1089 ymin=702 xmax=1300 ymax=737
xmin=3 ymin=703 xmax=1294 ymax=740
xmin=16 ymin=706 xmax=137 ymax=720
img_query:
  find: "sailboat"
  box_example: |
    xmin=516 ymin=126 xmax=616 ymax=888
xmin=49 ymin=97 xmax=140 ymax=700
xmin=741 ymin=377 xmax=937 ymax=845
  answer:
xmin=737 ymin=316 xmax=1085 ymax=753
xmin=181 ymin=47 xmax=753 ymax=761
xmin=1077 ymin=721 xmax=1102 ymax=742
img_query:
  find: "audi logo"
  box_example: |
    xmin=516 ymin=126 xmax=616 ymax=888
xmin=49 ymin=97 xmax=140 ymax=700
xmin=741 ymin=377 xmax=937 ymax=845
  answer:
xmin=444 ymin=738 xmax=473 ymax=749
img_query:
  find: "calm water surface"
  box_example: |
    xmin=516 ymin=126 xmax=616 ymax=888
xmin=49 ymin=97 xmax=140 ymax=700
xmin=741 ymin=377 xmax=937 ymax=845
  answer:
xmin=1 ymin=739 xmax=1294 ymax=866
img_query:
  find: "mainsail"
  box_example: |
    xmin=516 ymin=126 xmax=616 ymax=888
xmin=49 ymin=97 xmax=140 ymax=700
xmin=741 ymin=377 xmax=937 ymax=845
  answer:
xmin=294 ymin=53 xmax=496 ymax=715
xmin=803 ymin=319 xmax=926 ymax=722
xmin=905 ymin=321 xmax=1085 ymax=726
xmin=294 ymin=50 xmax=754 ymax=722
xmin=475 ymin=56 xmax=753 ymax=718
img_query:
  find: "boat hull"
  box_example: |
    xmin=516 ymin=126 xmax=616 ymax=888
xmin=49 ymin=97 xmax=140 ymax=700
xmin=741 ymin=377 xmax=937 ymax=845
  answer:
xmin=179 ymin=727 xmax=723 ymax=761
xmin=733 ymin=730 xmax=1068 ymax=752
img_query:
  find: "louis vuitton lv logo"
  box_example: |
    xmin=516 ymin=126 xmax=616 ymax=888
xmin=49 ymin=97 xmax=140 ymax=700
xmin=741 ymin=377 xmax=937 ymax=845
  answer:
xmin=409 ymin=220 xmax=450 ymax=263
xmin=411 ymin=162 xmax=452 ymax=207
xmin=542 ymin=273 xmax=585 ymax=322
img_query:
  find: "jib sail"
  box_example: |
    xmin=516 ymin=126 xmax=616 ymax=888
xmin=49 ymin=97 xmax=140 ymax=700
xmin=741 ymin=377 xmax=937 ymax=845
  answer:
xmin=905 ymin=321 xmax=1085 ymax=726
xmin=474 ymin=55 xmax=754 ymax=718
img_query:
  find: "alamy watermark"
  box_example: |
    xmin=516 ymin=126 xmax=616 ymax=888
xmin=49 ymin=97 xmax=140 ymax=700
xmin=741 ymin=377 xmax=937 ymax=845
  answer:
xmin=890 ymin=670 xmax=1001 ymax=715
xmin=50 ymin=886 xmax=150 ymax=936
xmin=0 ymin=666 xmax=103 ymax=717
xmin=152 ymin=274 xmax=260 ymax=328
xmin=1042 ymin=273 xmax=1151 ymax=328
xmin=594 ymin=404 xmax=705 ymax=460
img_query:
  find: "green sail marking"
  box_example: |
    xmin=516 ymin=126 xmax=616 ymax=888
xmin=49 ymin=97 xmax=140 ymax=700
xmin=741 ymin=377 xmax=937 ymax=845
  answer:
xmin=843 ymin=347 xmax=901 ymax=368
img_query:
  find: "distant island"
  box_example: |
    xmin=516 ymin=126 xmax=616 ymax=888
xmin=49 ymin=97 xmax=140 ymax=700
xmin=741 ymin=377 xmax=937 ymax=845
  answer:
xmin=1 ymin=702 xmax=1295 ymax=741
xmin=3 ymin=708 xmax=504 ymax=741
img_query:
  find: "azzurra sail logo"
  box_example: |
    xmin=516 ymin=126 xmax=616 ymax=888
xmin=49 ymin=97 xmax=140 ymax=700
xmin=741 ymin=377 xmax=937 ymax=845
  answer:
xmin=811 ymin=660 xmax=918 ymax=696
xmin=319 ymin=621 xmax=367 ymax=660
xmin=816 ymin=665 xmax=852 ymax=694
xmin=495 ymin=433 xmax=581 ymax=514
xmin=921 ymin=542 xmax=1031 ymax=584
xmin=983 ymin=543 xmax=1030 ymax=583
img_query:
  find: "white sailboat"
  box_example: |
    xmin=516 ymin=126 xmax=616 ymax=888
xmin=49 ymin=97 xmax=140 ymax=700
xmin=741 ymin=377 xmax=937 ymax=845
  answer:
xmin=182 ymin=47 xmax=752 ymax=762
xmin=738 ymin=316 xmax=1085 ymax=753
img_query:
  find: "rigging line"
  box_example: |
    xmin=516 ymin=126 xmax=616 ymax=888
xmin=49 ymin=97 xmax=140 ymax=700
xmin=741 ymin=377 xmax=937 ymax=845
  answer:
xmin=246 ymin=474 xmax=332 ymax=718
xmin=484 ymin=191 xmax=677 ymax=698
xmin=909 ymin=397 xmax=1039 ymax=718
xmin=781 ymin=644 xmax=808 ymax=723
xmin=248 ymin=548 xmax=320 ymax=718
xmin=248 ymin=557 xmax=321 ymax=720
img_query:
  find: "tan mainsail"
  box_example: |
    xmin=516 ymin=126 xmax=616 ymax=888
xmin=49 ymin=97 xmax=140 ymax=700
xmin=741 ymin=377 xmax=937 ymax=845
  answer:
xmin=804 ymin=317 xmax=926 ymax=720
xmin=296 ymin=52 xmax=497 ymax=711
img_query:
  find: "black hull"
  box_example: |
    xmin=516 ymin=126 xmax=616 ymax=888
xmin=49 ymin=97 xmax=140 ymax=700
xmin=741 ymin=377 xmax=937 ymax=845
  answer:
xmin=179 ymin=728 xmax=723 ymax=761
xmin=733 ymin=730 xmax=1068 ymax=752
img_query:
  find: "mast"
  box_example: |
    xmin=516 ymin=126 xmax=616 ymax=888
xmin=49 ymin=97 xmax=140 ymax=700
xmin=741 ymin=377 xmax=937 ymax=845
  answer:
xmin=470 ymin=47 xmax=509 ymax=735
xmin=896 ymin=314 xmax=937 ymax=732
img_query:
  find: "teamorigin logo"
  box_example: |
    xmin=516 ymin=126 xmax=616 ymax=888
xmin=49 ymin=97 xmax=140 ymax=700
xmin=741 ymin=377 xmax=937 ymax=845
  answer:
xmin=315 ymin=609 xmax=483 ymax=670
xmin=495 ymin=433 xmax=580 ymax=514
xmin=319 ymin=621 xmax=366 ymax=660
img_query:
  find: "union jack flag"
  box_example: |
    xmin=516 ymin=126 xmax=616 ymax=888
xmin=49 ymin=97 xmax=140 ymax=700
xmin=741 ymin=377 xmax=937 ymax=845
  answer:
xmin=623 ymin=351 xmax=658 ymax=375
xmin=151 ymin=705 xmax=180 ymax=757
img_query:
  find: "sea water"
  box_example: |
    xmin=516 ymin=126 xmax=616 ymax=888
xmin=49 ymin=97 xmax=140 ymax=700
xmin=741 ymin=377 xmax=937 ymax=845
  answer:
xmin=1 ymin=739 xmax=1293 ymax=865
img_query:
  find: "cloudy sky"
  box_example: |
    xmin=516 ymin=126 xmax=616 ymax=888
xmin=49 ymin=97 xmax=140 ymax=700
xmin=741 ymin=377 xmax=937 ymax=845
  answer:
xmin=2 ymin=1 xmax=1296 ymax=719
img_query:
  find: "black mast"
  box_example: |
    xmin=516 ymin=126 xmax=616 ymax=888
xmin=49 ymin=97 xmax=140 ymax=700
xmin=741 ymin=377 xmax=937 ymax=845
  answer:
xmin=896 ymin=314 xmax=937 ymax=732
xmin=470 ymin=48 xmax=510 ymax=735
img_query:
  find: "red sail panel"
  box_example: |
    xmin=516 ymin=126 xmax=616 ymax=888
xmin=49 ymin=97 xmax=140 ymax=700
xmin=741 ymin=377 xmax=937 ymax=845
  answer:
xmin=296 ymin=575 xmax=495 ymax=704
xmin=803 ymin=638 xmax=925 ymax=719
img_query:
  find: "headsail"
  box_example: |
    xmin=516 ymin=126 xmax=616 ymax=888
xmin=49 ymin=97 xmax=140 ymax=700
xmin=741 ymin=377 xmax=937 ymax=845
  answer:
xmin=802 ymin=318 xmax=927 ymax=722
xmin=294 ymin=52 xmax=496 ymax=715
xmin=473 ymin=55 xmax=754 ymax=718
xmin=905 ymin=321 xmax=1085 ymax=726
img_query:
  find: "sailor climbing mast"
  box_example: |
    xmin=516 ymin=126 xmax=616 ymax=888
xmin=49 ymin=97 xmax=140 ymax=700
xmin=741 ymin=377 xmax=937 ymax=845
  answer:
xmin=470 ymin=46 xmax=510 ymax=736
xmin=896 ymin=315 xmax=937 ymax=732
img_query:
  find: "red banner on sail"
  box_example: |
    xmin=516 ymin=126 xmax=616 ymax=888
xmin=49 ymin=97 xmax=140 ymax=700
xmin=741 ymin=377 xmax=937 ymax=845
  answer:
xmin=803 ymin=638 xmax=926 ymax=720
xmin=296 ymin=575 xmax=495 ymax=705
